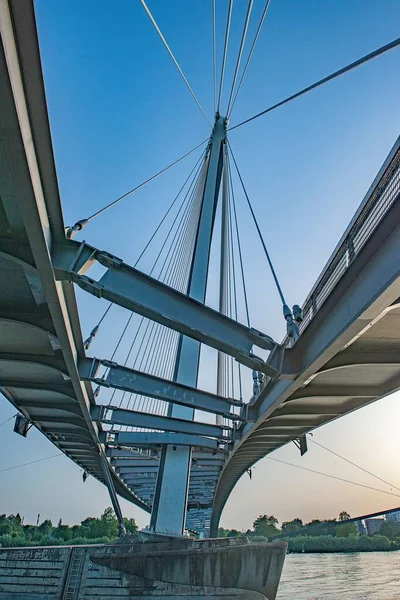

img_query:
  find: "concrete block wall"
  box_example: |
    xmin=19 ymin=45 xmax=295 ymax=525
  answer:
xmin=79 ymin=553 xmax=131 ymax=599
xmin=0 ymin=546 xmax=71 ymax=599
xmin=0 ymin=545 xmax=132 ymax=600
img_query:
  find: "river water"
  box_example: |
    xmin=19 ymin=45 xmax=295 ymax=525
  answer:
xmin=277 ymin=552 xmax=400 ymax=599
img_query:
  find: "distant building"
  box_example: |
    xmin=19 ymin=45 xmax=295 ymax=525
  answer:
xmin=386 ymin=510 xmax=400 ymax=523
xmin=354 ymin=520 xmax=366 ymax=535
xmin=364 ymin=518 xmax=385 ymax=535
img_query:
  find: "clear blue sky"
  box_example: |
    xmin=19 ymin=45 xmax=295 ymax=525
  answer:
xmin=1 ymin=0 xmax=400 ymax=530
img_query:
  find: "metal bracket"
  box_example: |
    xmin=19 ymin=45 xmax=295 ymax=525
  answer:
xmin=97 ymin=252 xmax=123 ymax=269
xmin=292 ymin=434 xmax=308 ymax=456
xmin=75 ymin=276 xmax=102 ymax=298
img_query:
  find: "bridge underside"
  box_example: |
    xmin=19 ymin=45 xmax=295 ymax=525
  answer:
xmin=0 ymin=0 xmax=149 ymax=513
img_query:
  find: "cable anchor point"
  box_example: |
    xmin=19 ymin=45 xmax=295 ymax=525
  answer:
xmin=66 ymin=218 xmax=89 ymax=239
xmin=283 ymin=304 xmax=302 ymax=341
xmin=84 ymin=324 xmax=99 ymax=350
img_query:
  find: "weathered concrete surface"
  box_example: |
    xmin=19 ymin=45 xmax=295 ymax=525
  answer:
xmin=0 ymin=546 xmax=70 ymax=599
xmin=91 ymin=536 xmax=287 ymax=599
xmin=0 ymin=536 xmax=287 ymax=600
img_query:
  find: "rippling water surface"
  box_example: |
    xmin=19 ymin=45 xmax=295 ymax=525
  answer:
xmin=277 ymin=552 xmax=400 ymax=599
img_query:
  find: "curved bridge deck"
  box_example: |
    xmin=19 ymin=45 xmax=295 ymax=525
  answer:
xmin=211 ymin=135 xmax=400 ymax=534
xmin=0 ymin=0 xmax=148 ymax=512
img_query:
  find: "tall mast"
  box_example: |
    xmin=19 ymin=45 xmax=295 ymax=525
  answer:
xmin=216 ymin=147 xmax=230 ymax=425
xmin=150 ymin=115 xmax=227 ymax=534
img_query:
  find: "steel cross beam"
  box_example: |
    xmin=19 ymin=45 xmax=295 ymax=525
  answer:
xmin=189 ymin=471 xmax=220 ymax=479
xmin=93 ymin=405 xmax=229 ymax=439
xmin=116 ymin=466 xmax=159 ymax=474
xmin=80 ymin=356 xmax=243 ymax=418
xmin=112 ymin=459 xmax=160 ymax=468
xmin=106 ymin=447 xmax=158 ymax=458
xmin=103 ymin=431 xmax=225 ymax=451
xmin=52 ymin=239 xmax=279 ymax=377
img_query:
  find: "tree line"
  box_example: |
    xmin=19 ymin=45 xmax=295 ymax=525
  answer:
xmin=1 ymin=509 xmax=400 ymax=551
xmin=0 ymin=508 xmax=137 ymax=548
xmin=218 ymin=511 xmax=400 ymax=552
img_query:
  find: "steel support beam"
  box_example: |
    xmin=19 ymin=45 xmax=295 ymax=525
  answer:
xmin=52 ymin=239 xmax=279 ymax=376
xmin=112 ymin=459 xmax=160 ymax=468
xmin=192 ymin=459 xmax=225 ymax=467
xmin=189 ymin=471 xmax=220 ymax=479
xmin=93 ymin=405 xmax=228 ymax=439
xmin=99 ymin=453 xmax=126 ymax=536
xmin=105 ymin=431 xmax=223 ymax=451
xmin=80 ymin=356 xmax=242 ymax=418
xmin=117 ymin=466 xmax=159 ymax=474
xmin=106 ymin=447 xmax=157 ymax=459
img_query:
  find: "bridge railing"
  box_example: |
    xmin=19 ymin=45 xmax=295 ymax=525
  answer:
xmin=296 ymin=136 xmax=400 ymax=336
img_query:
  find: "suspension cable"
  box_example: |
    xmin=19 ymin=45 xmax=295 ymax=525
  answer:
xmin=266 ymin=456 xmax=400 ymax=499
xmin=226 ymin=0 xmax=254 ymax=116
xmin=228 ymin=143 xmax=287 ymax=306
xmin=115 ymin=159 xmax=205 ymax=412
xmin=0 ymin=414 xmax=16 ymax=428
xmin=308 ymin=436 xmax=400 ymax=492
xmin=212 ymin=0 xmax=217 ymax=114
xmin=66 ymin=138 xmax=208 ymax=237
xmin=84 ymin=150 xmax=206 ymax=353
xmin=227 ymin=207 xmax=235 ymax=398
xmin=108 ymin=150 xmax=206 ymax=417
xmin=217 ymin=0 xmax=233 ymax=112
xmin=230 ymin=35 xmax=400 ymax=131
xmin=0 ymin=453 xmax=63 ymax=474
xmin=228 ymin=0 xmax=271 ymax=117
xmin=125 ymin=189 xmax=197 ymax=413
xmin=134 ymin=148 xmax=206 ymax=268
xmin=114 ymin=162 xmax=202 ymax=408
xmin=227 ymin=174 xmax=243 ymax=402
xmin=139 ymin=0 xmax=212 ymax=127
xmin=227 ymin=154 xmax=250 ymax=327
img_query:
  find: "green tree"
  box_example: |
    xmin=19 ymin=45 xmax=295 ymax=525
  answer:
xmin=282 ymin=518 xmax=303 ymax=535
xmin=253 ymin=515 xmax=279 ymax=538
xmin=123 ymin=517 xmax=138 ymax=535
xmin=217 ymin=527 xmax=228 ymax=538
xmin=37 ymin=519 xmax=53 ymax=536
xmin=379 ymin=521 xmax=400 ymax=541
xmin=339 ymin=511 xmax=351 ymax=521
xmin=304 ymin=519 xmax=337 ymax=536
xmin=81 ymin=508 xmax=118 ymax=539
xmin=227 ymin=529 xmax=241 ymax=537
xmin=53 ymin=524 xmax=72 ymax=541
xmin=0 ymin=514 xmax=23 ymax=537
xmin=335 ymin=522 xmax=357 ymax=538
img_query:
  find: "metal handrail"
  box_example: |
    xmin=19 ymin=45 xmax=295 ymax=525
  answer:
xmin=296 ymin=135 xmax=400 ymax=337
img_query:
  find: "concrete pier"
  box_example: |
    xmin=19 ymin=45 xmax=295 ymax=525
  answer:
xmin=0 ymin=535 xmax=287 ymax=599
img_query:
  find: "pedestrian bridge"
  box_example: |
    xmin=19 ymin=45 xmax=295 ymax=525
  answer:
xmin=1 ymin=1 xmax=399 ymax=537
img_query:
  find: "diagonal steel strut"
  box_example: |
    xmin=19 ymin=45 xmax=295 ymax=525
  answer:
xmin=53 ymin=239 xmax=281 ymax=377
